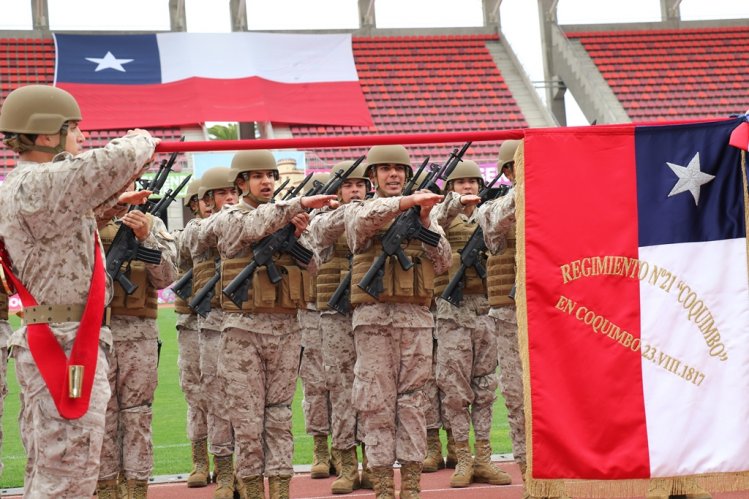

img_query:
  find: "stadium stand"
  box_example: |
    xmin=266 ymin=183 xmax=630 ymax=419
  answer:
xmin=566 ymin=26 xmax=749 ymax=123
xmin=291 ymin=34 xmax=527 ymax=163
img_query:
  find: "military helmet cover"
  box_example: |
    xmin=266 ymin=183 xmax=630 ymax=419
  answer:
xmin=183 ymin=178 xmax=201 ymax=206
xmin=0 ymin=85 xmax=82 ymax=135
xmin=497 ymin=140 xmax=521 ymax=169
xmin=198 ymin=166 xmax=234 ymax=199
xmin=228 ymin=150 xmax=278 ymax=183
xmin=365 ymin=144 xmax=412 ymax=179
xmin=446 ymin=159 xmax=483 ymax=183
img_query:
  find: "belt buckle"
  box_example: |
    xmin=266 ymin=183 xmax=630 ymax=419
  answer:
xmin=0 ymin=261 xmax=13 ymax=295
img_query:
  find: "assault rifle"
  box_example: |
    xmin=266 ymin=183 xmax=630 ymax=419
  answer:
xmin=357 ymin=143 xmax=471 ymax=300
xmin=188 ymin=257 xmax=221 ymax=318
xmin=222 ymin=157 xmax=364 ymax=309
xmin=439 ymin=181 xmax=510 ymax=307
xmin=327 ymin=257 xmax=352 ymax=315
xmin=105 ymin=141 xmax=184 ymax=295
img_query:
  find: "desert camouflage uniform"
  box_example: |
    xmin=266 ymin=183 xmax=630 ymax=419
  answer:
xmin=98 ymin=216 xmax=177 ymax=482
xmin=344 ymin=196 xmax=451 ymax=468
xmin=476 ymin=188 xmax=525 ymax=469
xmin=204 ymin=197 xmax=309 ymax=479
xmin=0 ymin=289 xmax=10 ymax=477
xmin=191 ymin=216 xmax=235 ymax=459
xmin=306 ymin=206 xmax=358 ymax=450
xmin=0 ymin=133 xmax=155 ymax=497
xmin=431 ymin=192 xmax=498 ymax=442
xmin=298 ymin=305 xmax=330 ymax=436
xmin=423 ymin=321 xmax=442 ymax=432
xmin=174 ymin=223 xmax=207 ymax=443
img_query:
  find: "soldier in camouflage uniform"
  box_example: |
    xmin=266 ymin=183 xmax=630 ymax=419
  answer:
xmin=298 ymin=172 xmax=338 ymax=480
xmin=189 ymin=166 xmax=238 ymax=499
xmin=173 ymin=178 xmax=213 ymax=488
xmin=97 ymin=205 xmax=178 ymax=498
xmin=476 ymin=140 xmax=526 ymax=489
xmin=0 ymin=283 xmax=9 ymax=478
xmin=431 ymin=159 xmax=513 ymax=489
xmin=202 ymin=150 xmax=336 ymax=499
xmin=344 ymin=145 xmax=451 ymax=499
xmin=306 ymin=160 xmax=370 ymax=494
xmin=0 ymin=85 xmax=157 ymax=497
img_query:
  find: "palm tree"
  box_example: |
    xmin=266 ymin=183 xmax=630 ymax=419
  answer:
xmin=207 ymin=123 xmax=239 ymax=140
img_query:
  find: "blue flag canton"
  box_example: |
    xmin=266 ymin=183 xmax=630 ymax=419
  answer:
xmin=55 ymin=34 xmax=161 ymax=85
xmin=635 ymin=118 xmax=746 ymax=248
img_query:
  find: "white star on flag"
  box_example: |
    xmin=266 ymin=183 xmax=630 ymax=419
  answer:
xmin=665 ymin=152 xmax=714 ymax=206
xmin=85 ymin=51 xmax=133 ymax=72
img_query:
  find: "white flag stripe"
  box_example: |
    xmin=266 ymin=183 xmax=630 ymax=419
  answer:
xmin=156 ymin=32 xmax=359 ymax=84
xmin=640 ymin=238 xmax=749 ymax=476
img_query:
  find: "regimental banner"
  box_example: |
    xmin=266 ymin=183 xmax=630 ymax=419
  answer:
xmin=517 ymin=118 xmax=749 ymax=497
xmin=53 ymin=33 xmax=373 ymax=130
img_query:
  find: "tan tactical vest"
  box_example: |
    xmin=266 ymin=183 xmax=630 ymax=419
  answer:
xmin=100 ymin=218 xmax=158 ymax=319
xmin=434 ymin=216 xmax=486 ymax=298
xmin=316 ymin=234 xmax=350 ymax=310
xmin=193 ymin=251 xmax=221 ymax=312
xmin=173 ymin=271 xmax=192 ymax=315
xmin=0 ymin=288 xmax=8 ymax=321
xmin=350 ymin=225 xmax=436 ymax=308
xmin=487 ymin=224 xmax=516 ymax=307
xmin=220 ymin=251 xmax=312 ymax=315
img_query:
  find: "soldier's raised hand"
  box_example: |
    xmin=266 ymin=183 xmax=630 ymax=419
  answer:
xmin=459 ymin=194 xmax=481 ymax=206
xmin=118 ymin=190 xmax=152 ymax=206
xmin=300 ymin=194 xmax=339 ymax=210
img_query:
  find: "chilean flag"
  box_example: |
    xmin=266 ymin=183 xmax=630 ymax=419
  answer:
xmin=520 ymin=118 xmax=749 ymax=494
xmin=53 ymin=33 xmax=373 ymax=130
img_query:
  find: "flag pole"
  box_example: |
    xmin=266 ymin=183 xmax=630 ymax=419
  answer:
xmin=154 ymin=129 xmax=525 ymax=153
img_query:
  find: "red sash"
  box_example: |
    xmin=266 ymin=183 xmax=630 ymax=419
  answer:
xmin=0 ymin=236 xmax=105 ymax=419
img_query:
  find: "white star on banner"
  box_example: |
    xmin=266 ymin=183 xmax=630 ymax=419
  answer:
xmin=665 ymin=152 xmax=715 ymax=206
xmin=85 ymin=51 xmax=134 ymax=72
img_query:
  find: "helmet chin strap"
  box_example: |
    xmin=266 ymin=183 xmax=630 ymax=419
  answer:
xmin=244 ymin=192 xmax=271 ymax=206
xmin=29 ymin=124 xmax=69 ymax=155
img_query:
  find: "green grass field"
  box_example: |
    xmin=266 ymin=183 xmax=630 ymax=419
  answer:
xmin=0 ymin=308 xmax=511 ymax=488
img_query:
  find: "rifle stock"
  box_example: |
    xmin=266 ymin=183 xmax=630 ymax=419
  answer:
xmin=188 ymin=259 xmax=221 ymax=318
xmin=171 ymin=268 xmax=193 ymax=301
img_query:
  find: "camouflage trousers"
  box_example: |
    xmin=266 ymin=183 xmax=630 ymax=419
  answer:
xmin=353 ymin=324 xmax=431 ymax=468
xmin=298 ymin=309 xmax=330 ymax=436
xmin=0 ymin=321 xmax=9 ymax=477
xmin=99 ymin=338 xmax=158 ymax=481
xmin=200 ymin=327 xmax=234 ymax=457
xmin=219 ymin=323 xmax=300 ymax=478
xmin=435 ymin=315 xmax=498 ymax=442
xmin=15 ymin=341 xmax=110 ymax=498
xmin=320 ymin=312 xmax=358 ymax=450
xmin=495 ymin=313 xmax=526 ymax=468
xmin=423 ymin=336 xmax=445 ymax=430
xmin=177 ymin=326 xmax=207 ymax=441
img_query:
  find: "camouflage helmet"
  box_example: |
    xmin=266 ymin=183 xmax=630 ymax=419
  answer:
xmin=0 ymin=85 xmax=82 ymax=135
xmin=365 ymin=144 xmax=412 ymax=179
xmin=334 ymin=160 xmax=371 ymax=190
xmin=446 ymin=159 xmax=483 ymax=184
xmin=497 ymin=140 xmax=521 ymax=169
xmin=198 ymin=166 xmax=234 ymax=199
xmin=183 ymin=178 xmax=201 ymax=207
xmin=228 ymin=150 xmax=278 ymax=183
